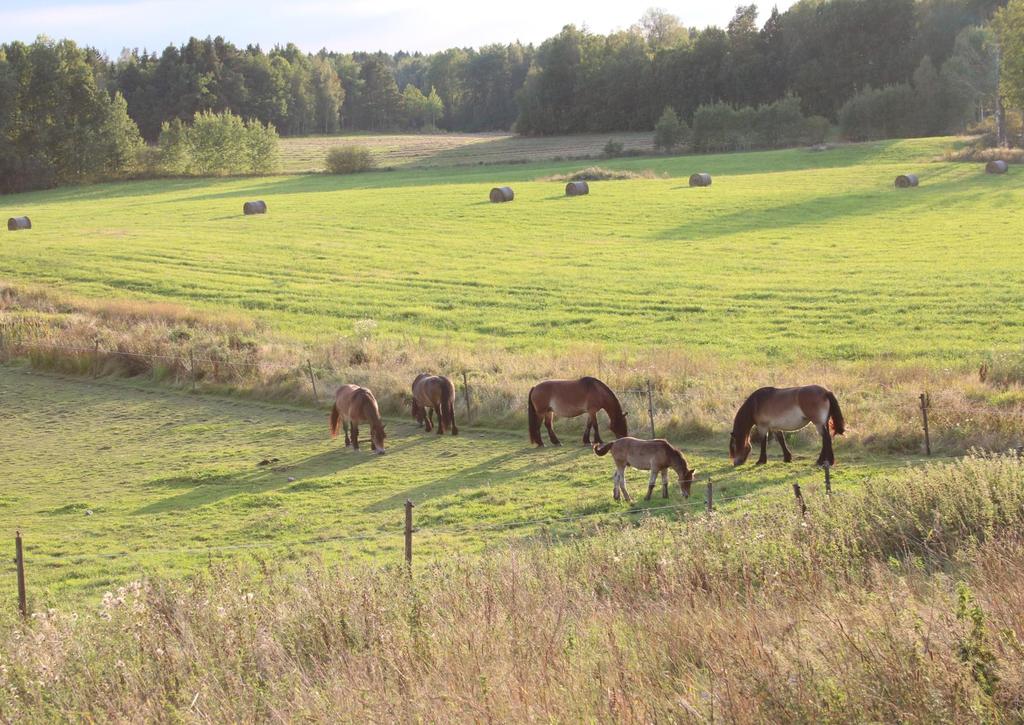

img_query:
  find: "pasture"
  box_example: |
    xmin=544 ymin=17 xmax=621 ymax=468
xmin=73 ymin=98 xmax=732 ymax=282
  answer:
xmin=0 ymin=364 xmax=926 ymax=603
xmin=1 ymin=134 xmax=1023 ymax=604
xmin=1 ymin=136 xmax=1021 ymax=362
xmin=277 ymin=130 xmax=657 ymax=172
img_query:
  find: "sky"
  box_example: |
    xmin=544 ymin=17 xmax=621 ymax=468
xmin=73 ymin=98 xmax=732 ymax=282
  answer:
xmin=0 ymin=0 xmax=800 ymax=57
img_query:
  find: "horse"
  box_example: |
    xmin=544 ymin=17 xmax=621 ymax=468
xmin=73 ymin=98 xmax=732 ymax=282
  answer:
xmin=729 ymin=385 xmax=845 ymax=467
xmin=411 ymin=373 xmax=458 ymax=435
xmin=330 ymin=384 xmax=387 ymax=454
xmin=594 ymin=437 xmax=697 ymax=502
xmin=527 ymin=376 xmax=628 ymax=447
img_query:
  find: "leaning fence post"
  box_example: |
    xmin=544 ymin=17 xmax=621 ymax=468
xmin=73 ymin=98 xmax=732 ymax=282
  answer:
xmin=792 ymin=483 xmax=807 ymax=517
xmin=189 ymin=348 xmax=197 ymax=392
xmin=919 ymin=392 xmax=931 ymax=456
xmin=824 ymin=463 xmax=832 ymax=496
xmin=646 ymin=379 xmax=656 ymax=439
xmin=15 ymin=532 xmax=26 ymax=618
xmin=306 ymin=359 xmax=319 ymax=403
xmin=705 ymin=477 xmax=713 ymax=515
xmin=462 ymin=371 xmax=472 ymax=421
xmin=404 ymin=500 xmax=414 ymax=569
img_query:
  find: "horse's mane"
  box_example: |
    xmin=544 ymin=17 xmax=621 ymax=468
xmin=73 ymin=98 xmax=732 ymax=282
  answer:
xmin=732 ymin=387 xmax=775 ymax=439
xmin=580 ymin=376 xmax=623 ymax=415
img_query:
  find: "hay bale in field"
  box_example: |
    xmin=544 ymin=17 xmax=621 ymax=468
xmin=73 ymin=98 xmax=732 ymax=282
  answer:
xmin=489 ymin=187 xmax=514 ymax=203
xmin=894 ymin=174 xmax=919 ymax=188
xmin=689 ymin=173 xmax=712 ymax=187
xmin=986 ymin=160 xmax=1009 ymax=175
xmin=7 ymin=216 xmax=31 ymax=231
xmin=243 ymin=200 xmax=268 ymax=215
xmin=565 ymin=181 xmax=589 ymax=197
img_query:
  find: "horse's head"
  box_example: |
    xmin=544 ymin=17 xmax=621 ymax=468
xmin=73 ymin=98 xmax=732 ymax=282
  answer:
xmin=371 ymin=422 xmax=387 ymax=455
xmin=729 ymin=431 xmax=751 ymax=466
xmin=677 ymin=465 xmax=696 ymax=498
xmin=411 ymin=399 xmax=424 ymax=426
xmin=611 ymin=410 xmax=629 ymax=439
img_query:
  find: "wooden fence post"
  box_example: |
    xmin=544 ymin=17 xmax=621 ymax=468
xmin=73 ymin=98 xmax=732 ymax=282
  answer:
xmin=824 ymin=463 xmax=832 ymax=496
xmin=404 ymin=500 xmax=414 ymax=569
xmin=462 ymin=371 xmax=472 ymax=421
xmin=306 ymin=360 xmax=319 ymax=403
xmin=15 ymin=531 xmax=26 ymax=618
xmin=189 ymin=348 xmax=197 ymax=392
xmin=919 ymin=393 xmax=931 ymax=456
xmin=792 ymin=483 xmax=807 ymax=517
xmin=646 ymin=379 xmax=656 ymax=439
xmin=705 ymin=478 xmax=713 ymax=515
xmin=92 ymin=339 xmax=100 ymax=378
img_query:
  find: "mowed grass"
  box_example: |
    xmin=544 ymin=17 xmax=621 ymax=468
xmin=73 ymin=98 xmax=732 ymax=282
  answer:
xmin=1 ymin=136 xmax=1020 ymax=363
xmin=0 ymin=365 xmax=919 ymax=603
xmin=278 ymin=130 xmax=656 ymax=172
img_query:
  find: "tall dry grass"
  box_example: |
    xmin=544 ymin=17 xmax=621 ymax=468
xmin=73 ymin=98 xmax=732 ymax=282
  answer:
xmin=2 ymin=455 xmax=1023 ymax=721
xmin=2 ymin=281 xmax=1023 ymax=454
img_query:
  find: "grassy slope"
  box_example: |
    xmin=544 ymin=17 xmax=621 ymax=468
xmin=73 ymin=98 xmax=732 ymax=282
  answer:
xmin=1 ymin=364 xmax=924 ymax=603
xmin=1 ymin=137 xmax=1021 ymax=362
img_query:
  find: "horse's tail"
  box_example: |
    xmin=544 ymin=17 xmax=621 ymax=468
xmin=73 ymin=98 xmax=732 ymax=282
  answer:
xmin=593 ymin=442 xmax=614 ymax=456
xmin=442 ymin=378 xmax=458 ymax=435
xmin=527 ymin=387 xmax=543 ymax=446
xmin=826 ymin=391 xmax=846 ymax=436
xmin=329 ymin=402 xmax=341 ymax=438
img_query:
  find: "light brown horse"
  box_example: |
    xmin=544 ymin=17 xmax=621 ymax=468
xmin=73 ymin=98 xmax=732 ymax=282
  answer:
xmin=527 ymin=376 xmax=628 ymax=447
xmin=595 ymin=437 xmax=697 ymax=502
xmin=729 ymin=385 xmax=845 ymax=467
xmin=411 ymin=373 xmax=458 ymax=435
xmin=330 ymin=384 xmax=387 ymax=454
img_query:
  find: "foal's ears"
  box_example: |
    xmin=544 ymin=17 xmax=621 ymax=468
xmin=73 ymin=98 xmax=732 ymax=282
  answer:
xmin=686 ymin=468 xmax=698 ymax=481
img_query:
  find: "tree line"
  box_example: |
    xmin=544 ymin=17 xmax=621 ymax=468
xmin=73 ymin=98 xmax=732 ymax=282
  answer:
xmin=3 ymin=0 xmax=1024 ymax=194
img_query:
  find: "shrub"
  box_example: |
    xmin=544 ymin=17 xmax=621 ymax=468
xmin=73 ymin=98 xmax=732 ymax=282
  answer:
xmin=155 ymin=112 xmax=279 ymax=176
xmin=325 ymin=145 xmax=376 ymax=174
xmin=653 ymin=107 xmax=689 ymax=152
xmin=540 ymin=166 xmax=662 ymax=182
xmin=602 ymin=139 xmax=624 ymax=158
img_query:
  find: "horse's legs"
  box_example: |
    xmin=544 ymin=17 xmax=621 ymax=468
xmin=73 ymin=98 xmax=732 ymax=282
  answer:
xmin=817 ymin=424 xmax=835 ymax=466
xmin=645 ymin=469 xmax=658 ymax=501
xmin=343 ymin=421 xmax=351 ymax=447
xmin=661 ymin=469 xmax=669 ymax=499
xmin=583 ymin=418 xmax=592 ymax=446
xmin=775 ymin=431 xmax=793 ymax=463
xmin=424 ymin=408 xmax=433 ymax=432
xmin=756 ymin=427 xmax=769 ymax=465
xmin=619 ymin=469 xmax=632 ymax=502
xmin=590 ymin=411 xmax=604 ymax=446
xmin=613 ymin=468 xmax=623 ymax=501
xmin=351 ymin=422 xmax=360 ymax=450
xmin=544 ymin=412 xmax=561 ymax=446
xmin=434 ymin=406 xmax=444 ymax=435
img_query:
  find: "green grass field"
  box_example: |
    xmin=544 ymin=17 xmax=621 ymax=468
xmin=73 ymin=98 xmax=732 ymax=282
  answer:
xmin=0 ymin=364 xmax=932 ymax=604
xmin=2 ymin=136 xmax=1020 ymax=361
xmin=1 ymin=134 xmax=1022 ymax=603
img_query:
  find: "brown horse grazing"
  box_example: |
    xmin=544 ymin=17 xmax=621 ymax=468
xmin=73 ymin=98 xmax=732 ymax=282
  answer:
xmin=595 ymin=437 xmax=697 ymax=502
xmin=330 ymin=384 xmax=387 ymax=454
xmin=527 ymin=376 xmax=628 ymax=447
xmin=729 ymin=386 xmax=845 ymax=467
xmin=411 ymin=373 xmax=458 ymax=435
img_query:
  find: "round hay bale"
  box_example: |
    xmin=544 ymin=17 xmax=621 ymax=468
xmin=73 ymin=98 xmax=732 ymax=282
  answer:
xmin=986 ymin=160 xmax=1009 ymax=175
xmin=689 ymin=173 xmax=712 ymax=187
xmin=565 ymin=181 xmax=589 ymax=197
xmin=489 ymin=187 xmax=514 ymax=203
xmin=7 ymin=216 xmax=31 ymax=231
xmin=243 ymin=200 xmax=268 ymax=215
xmin=894 ymin=174 xmax=919 ymax=188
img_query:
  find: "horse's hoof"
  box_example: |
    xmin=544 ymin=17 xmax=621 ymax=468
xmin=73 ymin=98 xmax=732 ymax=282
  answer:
xmin=755 ymin=459 xmax=767 ymax=466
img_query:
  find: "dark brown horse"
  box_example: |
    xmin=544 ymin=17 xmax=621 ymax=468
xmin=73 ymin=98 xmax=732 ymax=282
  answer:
xmin=330 ymin=384 xmax=387 ymax=454
xmin=729 ymin=385 xmax=845 ymax=467
xmin=527 ymin=377 xmax=628 ymax=447
xmin=411 ymin=373 xmax=458 ymax=435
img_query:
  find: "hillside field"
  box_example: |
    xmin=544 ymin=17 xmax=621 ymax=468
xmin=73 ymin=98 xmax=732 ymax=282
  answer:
xmin=1 ymin=135 xmax=1023 ymax=605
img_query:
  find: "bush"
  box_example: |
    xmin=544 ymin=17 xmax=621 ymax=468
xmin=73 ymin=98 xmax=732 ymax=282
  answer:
xmin=325 ymin=145 xmax=376 ymax=174
xmin=838 ymin=84 xmax=919 ymax=141
xmin=653 ymin=107 xmax=689 ymax=153
xmin=602 ymin=139 xmax=624 ymax=158
xmin=154 ymin=112 xmax=279 ymax=176
xmin=690 ymin=97 xmax=829 ymax=153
